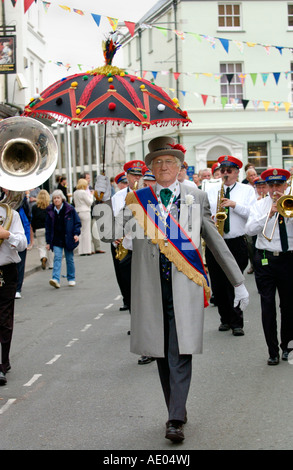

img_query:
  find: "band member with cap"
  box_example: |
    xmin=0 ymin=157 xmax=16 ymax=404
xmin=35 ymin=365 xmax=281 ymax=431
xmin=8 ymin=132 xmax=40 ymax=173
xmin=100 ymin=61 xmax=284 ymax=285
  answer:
xmin=177 ymin=161 xmax=197 ymax=188
xmin=94 ymin=137 xmax=249 ymax=442
xmin=0 ymin=207 xmax=27 ymax=385
xmin=205 ymin=155 xmax=257 ymax=336
xmin=245 ymin=168 xmax=293 ymax=365
xmin=211 ymin=162 xmax=221 ymax=179
xmin=114 ymin=171 xmax=128 ymax=191
xmin=142 ymin=165 xmax=156 ymax=187
xmin=253 ymin=177 xmax=268 ymax=200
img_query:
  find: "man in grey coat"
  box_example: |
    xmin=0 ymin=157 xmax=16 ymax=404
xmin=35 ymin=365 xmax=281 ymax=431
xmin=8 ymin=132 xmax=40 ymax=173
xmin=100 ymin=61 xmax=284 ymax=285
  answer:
xmin=94 ymin=136 xmax=249 ymax=443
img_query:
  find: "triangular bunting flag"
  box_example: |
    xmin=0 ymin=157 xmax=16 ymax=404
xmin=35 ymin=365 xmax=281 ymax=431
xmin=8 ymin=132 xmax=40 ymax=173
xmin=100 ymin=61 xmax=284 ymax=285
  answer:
xmin=91 ymin=14 xmax=101 ymax=27
xmin=275 ymin=46 xmax=283 ymax=55
xmin=242 ymin=99 xmax=249 ymax=109
xmin=174 ymin=30 xmax=185 ymax=40
xmin=204 ymin=35 xmax=216 ymax=49
xmin=273 ymin=72 xmax=281 ymax=85
xmin=73 ymin=9 xmax=84 ymax=15
xmin=42 ymin=1 xmax=51 ymax=13
xmin=152 ymin=71 xmax=158 ymax=80
xmin=174 ymin=73 xmax=180 ymax=80
xmin=233 ymin=40 xmax=244 ymax=53
xmin=59 ymin=5 xmax=71 ymax=12
xmin=226 ymin=74 xmax=234 ymax=84
xmin=273 ymin=102 xmax=281 ymax=112
xmin=142 ymin=71 xmax=147 ymax=78
xmin=262 ymin=101 xmax=270 ymax=111
xmin=219 ymin=38 xmax=229 ymax=53
xmin=107 ymin=16 xmax=119 ymax=31
xmin=11 ymin=0 xmax=17 ymax=6
xmin=238 ymin=73 xmax=247 ymax=85
xmin=221 ymin=96 xmax=228 ymax=108
xmin=24 ymin=0 xmax=35 ymax=13
xmin=201 ymin=95 xmax=208 ymax=106
xmin=189 ymin=32 xmax=202 ymax=42
xmin=284 ymin=102 xmax=291 ymax=113
xmin=180 ymin=90 xmax=186 ymax=96
xmin=246 ymin=42 xmax=256 ymax=47
xmin=264 ymin=46 xmax=271 ymax=55
xmin=252 ymin=100 xmax=260 ymax=111
xmin=250 ymin=73 xmax=257 ymax=85
xmin=156 ymin=27 xmax=167 ymax=36
xmin=124 ymin=21 xmax=136 ymax=37
xmin=261 ymin=73 xmax=269 ymax=85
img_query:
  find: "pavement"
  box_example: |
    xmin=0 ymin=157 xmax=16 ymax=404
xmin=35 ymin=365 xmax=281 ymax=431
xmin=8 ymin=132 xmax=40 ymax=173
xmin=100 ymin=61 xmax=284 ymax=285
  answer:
xmin=25 ymin=245 xmax=51 ymax=277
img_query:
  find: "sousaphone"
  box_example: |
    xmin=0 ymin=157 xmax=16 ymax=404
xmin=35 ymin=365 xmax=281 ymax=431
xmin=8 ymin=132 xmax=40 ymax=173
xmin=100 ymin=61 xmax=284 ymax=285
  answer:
xmin=0 ymin=116 xmax=58 ymax=237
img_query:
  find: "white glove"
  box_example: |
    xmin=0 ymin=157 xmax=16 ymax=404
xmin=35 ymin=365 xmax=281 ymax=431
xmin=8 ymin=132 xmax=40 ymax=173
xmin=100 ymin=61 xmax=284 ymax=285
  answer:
xmin=94 ymin=175 xmax=111 ymax=201
xmin=234 ymin=283 xmax=249 ymax=311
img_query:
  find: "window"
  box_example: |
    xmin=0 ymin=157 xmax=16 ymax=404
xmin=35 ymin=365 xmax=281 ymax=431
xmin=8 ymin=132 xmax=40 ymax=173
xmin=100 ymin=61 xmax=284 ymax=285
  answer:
xmin=247 ymin=142 xmax=268 ymax=172
xmin=218 ymin=3 xmax=241 ymax=29
xmin=288 ymin=4 xmax=293 ymax=27
xmin=282 ymin=141 xmax=293 ymax=171
xmin=220 ymin=63 xmax=243 ymax=101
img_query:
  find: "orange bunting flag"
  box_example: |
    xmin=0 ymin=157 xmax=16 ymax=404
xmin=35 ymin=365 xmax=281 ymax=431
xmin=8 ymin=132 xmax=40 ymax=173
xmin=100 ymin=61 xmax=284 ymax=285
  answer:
xmin=124 ymin=21 xmax=136 ymax=37
xmin=107 ymin=16 xmax=119 ymax=31
xmin=73 ymin=9 xmax=84 ymax=16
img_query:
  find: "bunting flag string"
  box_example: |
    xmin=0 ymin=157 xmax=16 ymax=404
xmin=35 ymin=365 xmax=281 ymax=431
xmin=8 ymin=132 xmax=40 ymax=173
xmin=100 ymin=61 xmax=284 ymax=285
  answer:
xmin=21 ymin=2 xmax=293 ymax=56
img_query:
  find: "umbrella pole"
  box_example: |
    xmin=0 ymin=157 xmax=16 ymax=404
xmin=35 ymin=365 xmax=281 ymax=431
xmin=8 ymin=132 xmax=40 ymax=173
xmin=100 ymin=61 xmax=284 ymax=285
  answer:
xmin=102 ymin=123 xmax=106 ymax=175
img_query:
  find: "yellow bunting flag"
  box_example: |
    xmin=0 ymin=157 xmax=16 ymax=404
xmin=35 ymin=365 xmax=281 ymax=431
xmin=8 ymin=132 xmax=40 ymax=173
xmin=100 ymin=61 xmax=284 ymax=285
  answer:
xmin=59 ymin=5 xmax=71 ymax=12
xmin=107 ymin=16 xmax=119 ymax=31
xmin=262 ymin=101 xmax=270 ymax=111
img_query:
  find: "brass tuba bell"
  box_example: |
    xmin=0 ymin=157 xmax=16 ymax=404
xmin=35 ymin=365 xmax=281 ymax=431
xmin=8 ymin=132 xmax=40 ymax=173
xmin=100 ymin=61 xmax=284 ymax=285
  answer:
xmin=0 ymin=116 xmax=58 ymax=241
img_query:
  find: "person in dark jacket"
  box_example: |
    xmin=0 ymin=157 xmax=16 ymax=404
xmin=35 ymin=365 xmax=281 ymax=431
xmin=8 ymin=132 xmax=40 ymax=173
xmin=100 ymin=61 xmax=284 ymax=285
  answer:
xmin=45 ymin=189 xmax=81 ymax=289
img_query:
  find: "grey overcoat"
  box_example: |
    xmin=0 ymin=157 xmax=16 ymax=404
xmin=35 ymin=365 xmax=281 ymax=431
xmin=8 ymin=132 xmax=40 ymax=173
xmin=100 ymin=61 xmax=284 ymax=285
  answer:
xmin=97 ymin=182 xmax=244 ymax=358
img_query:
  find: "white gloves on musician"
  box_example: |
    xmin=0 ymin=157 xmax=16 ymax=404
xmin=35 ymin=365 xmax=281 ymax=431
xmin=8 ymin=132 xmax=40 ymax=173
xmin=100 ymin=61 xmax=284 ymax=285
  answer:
xmin=234 ymin=283 xmax=249 ymax=311
xmin=95 ymin=175 xmax=111 ymax=201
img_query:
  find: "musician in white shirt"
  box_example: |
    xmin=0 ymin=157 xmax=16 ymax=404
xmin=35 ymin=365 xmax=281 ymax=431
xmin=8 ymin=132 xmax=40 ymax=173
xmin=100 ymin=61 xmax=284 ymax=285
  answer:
xmin=0 ymin=205 xmax=27 ymax=385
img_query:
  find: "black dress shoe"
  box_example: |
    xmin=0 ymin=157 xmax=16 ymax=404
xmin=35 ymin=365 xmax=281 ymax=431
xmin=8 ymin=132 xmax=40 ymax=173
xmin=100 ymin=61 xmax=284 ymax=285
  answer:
xmin=137 ymin=356 xmax=155 ymax=365
xmin=282 ymin=351 xmax=289 ymax=361
xmin=232 ymin=327 xmax=244 ymax=336
xmin=165 ymin=420 xmax=185 ymax=443
xmin=119 ymin=305 xmax=129 ymax=311
xmin=0 ymin=371 xmax=7 ymax=386
xmin=218 ymin=323 xmax=230 ymax=331
xmin=267 ymin=355 xmax=279 ymax=365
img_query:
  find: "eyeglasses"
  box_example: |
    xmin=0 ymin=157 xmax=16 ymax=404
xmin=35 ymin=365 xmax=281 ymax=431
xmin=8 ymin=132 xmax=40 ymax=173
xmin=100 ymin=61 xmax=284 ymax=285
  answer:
xmin=220 ymin=167 xmax=233 ymax=174
xmin=267 ymin=182 xmax=285 ymax=188
xmin=153 ymin=159 xmax=177 ymax=167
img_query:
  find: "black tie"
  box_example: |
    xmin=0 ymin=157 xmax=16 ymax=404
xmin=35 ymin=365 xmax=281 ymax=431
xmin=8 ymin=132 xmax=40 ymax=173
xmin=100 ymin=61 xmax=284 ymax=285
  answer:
xmin=160 ymin=188 xmax=172 ymax=207
xmin=224 ymin=187 xmax=230 ymax=234
xmin=278 ymin=215 xmax=288 ymax=252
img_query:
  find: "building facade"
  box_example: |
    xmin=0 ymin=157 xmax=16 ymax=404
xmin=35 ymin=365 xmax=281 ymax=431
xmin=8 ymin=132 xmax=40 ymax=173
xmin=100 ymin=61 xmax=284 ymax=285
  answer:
xmin=121 ymin=0 xmax=293 ymax=178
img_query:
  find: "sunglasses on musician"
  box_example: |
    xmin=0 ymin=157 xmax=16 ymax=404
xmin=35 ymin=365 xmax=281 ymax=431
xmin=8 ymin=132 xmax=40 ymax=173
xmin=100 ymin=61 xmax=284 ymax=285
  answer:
xmin=220 ymin=167 xmax=233 ymax=174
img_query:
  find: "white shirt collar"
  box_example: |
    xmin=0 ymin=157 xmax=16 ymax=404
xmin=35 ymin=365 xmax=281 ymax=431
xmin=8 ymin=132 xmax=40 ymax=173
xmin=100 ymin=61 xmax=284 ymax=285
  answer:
xmin=156 ymin=180 xmax=180 ymax=198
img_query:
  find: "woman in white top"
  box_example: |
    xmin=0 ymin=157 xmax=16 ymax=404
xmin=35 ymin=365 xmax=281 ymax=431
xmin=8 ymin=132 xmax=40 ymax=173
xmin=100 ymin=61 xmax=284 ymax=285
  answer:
xmin=73 ymin=179 xmax=93 ymax=255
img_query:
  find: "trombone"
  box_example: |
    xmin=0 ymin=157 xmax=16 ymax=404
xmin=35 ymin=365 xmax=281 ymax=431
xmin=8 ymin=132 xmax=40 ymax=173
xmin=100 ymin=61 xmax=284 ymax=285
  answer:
xmin=262 ymin=177 xmax=293 ymax=241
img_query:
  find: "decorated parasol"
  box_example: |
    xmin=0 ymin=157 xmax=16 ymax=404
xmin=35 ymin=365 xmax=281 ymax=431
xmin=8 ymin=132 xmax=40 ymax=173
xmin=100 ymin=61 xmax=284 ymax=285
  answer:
xmin=23 ymin=34 xmax=191 ymax=174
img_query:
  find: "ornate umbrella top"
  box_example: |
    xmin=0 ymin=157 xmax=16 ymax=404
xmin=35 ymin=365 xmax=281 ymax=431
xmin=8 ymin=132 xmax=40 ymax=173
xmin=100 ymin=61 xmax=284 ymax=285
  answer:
xmin=23 ymin=36 xmax=191 ymax=129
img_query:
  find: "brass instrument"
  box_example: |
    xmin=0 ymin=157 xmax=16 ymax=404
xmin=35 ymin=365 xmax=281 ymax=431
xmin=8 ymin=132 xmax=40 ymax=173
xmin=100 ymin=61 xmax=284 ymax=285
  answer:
xmin=215 ymin=176 xmax=228 ymax=236
xmin=0 ymin=116 xmax=58 ymax=244
xmin=262 ymin=178 xmax=293 ymax=241
xmin=115 ymin=180 xmax=138 ymax=261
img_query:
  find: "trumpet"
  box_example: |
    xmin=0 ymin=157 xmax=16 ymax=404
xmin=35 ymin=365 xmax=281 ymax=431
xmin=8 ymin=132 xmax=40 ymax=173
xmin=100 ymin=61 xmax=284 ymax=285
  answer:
xmin=115 ymin=180 xmax=138 ymax=261
xmin=262 ymin=178 xmax=293 ymax=241
xmin=215 ymin=176 xmax=228 ymax=237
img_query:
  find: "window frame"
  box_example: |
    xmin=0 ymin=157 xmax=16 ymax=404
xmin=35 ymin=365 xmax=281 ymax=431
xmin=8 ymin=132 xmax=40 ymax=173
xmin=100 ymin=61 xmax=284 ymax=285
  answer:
xmin=220 ymin=62 xmax=244 ymax=106
xmin=288 ymin=3 xmax=293 ymax=29
xmin=218 ymin=2 xmax=242 ymax=31
xmin=247 ymin=141 xmax=269 ymax=173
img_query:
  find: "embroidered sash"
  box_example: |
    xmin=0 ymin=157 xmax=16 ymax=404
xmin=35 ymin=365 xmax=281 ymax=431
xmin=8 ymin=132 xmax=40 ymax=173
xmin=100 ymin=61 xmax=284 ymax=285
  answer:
xmin=125 ymin=186 xmax=210 ymax=306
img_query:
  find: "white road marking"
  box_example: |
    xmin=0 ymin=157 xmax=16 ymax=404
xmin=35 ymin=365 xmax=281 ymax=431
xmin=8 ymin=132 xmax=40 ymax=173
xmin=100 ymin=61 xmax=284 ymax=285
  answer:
xmin=81 ymin=324 xmax=92 ymax=332
xmin=104 ymin=303 xmax=113 ymax=309
xmin=94 ymin=313 xmax=104 ymax=320
xmin=65 ymin=338 xmax=79 ymax=347
xmin=46 ymin=354 xmax=61 ymax=365
xmin=0 ymin=398 xmax=16 ymax=415
xmin=23 ymin=374 xmax=42 ymax=387
xmin=114 ymin=295 xmax=122 ymax=300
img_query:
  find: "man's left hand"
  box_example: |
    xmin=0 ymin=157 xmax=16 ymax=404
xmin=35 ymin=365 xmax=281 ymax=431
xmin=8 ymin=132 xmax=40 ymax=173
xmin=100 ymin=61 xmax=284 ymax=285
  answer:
xmin=234 ymin=283 xmax=249 ymax=311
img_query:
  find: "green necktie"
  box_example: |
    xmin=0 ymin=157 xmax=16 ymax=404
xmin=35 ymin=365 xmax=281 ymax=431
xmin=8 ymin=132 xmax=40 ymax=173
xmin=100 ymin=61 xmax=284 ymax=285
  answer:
xmin=224 ymin=186 xmax=230 ymax=234
xmin=160 ymin=188 xmax=172 ymax=207
xmin=278 ymin=215 xmax=288 ymax=252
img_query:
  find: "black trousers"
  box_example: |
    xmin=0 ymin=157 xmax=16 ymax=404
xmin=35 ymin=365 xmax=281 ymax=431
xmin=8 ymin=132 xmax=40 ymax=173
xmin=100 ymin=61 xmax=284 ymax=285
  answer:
xmin=254 ymin=249 xmax=293 ymax=357
xmin=156 ymin=276 xmax=192 ymax=423
xmin=205 ymin=236 xmax=248 ymax=329
xmin=110 ymin=244 xmax=131 ymax=310
xmin=0 ymin=263 xmax=18 ymax=373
